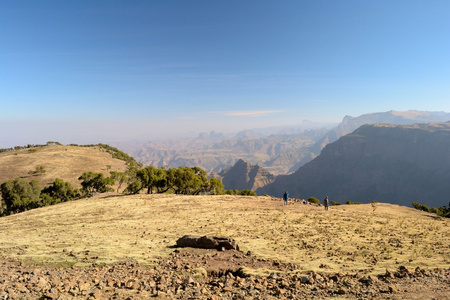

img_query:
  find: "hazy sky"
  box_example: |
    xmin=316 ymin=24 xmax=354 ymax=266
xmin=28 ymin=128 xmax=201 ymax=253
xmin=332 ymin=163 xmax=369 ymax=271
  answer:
xmin=1 ymin=1 xmax=450 ymax=147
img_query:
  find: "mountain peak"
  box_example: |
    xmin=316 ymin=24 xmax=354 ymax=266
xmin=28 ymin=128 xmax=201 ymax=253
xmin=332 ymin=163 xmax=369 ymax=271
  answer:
xmin=219 ymin=159 xmax=275 ymax=191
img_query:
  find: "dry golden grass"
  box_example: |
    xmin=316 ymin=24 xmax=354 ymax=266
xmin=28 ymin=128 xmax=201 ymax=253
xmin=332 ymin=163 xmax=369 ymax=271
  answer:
xmin=0 ymin=194 xmax=448 ymax=275
xmin=0 ymin=145 xmax=128 ymax=188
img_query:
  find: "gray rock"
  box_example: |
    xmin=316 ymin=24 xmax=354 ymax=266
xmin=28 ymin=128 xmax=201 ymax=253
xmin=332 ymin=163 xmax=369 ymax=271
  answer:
xmin=176 ymin=235 xmax=239 ymax=251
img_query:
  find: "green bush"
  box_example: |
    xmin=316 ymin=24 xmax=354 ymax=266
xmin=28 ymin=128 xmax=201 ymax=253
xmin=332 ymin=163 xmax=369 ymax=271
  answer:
xmin=430 ymin=206 xmax=448 ymax=216
xmin=41 ymin=179 xmax=80 ymax=203
xmin=308 ymin=197 xmax=321 ymax=205
xmin=412 ymin=202 xmax=432 ymax=213
xmin=78 ymin=172 xmax=115 ymax=195
xmin=330 ymin=200 xmax=342 ymax=206
xmin=421 ymin=204 xmax=431 ymax=212
xmin=412 ymin=202 xmax=422 ymax=210
xmin=238 ymin=189 xmax=257 ymax=196
xmin=0 ymin=179 xmax=41 ymax=214
xmin=225 ymin=189 xmax=256 ymax=196
xmin=346 ymin=200 xmax=363 ymax=205
xmin=97 ymin=144 xmax=142 ymax=168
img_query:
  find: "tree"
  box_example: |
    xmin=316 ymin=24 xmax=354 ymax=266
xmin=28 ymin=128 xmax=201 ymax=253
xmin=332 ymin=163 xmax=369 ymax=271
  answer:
xmin=153 ymin=167 xmax=169 ymax=193
xmin=123 ymin=165 xmax=143 ymax=195
xmin=123 ymin=180 xmax=142 ymax=194
xmin=122 ymin=165 xmax=218 ymax=195
xmin=41 ymin=179 xmax=79 ymax=203
xmin=110 ymin=171 xmax=127 ymax=193
xmin=166 ymin=167 xmax=209 ymax=195
xmin=190 ymin=167 xmax=209 ymax=195
xmin=137 ymin=166 xmax=158 ymax=194
xmin=0 ymin=179 xmax=41 ymax=213
xmin=207 ymin=178 xmax=224 ymax=195
xmin=78 ymin=172 xmax=114 ymax=195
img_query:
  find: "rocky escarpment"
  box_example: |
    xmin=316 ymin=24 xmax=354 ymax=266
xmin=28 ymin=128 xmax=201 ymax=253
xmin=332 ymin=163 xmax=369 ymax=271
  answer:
xmin=314 ymin=110 xmax=450 ymax=151
xmin=259 ymin=122 xmax=450 ymax=208
xmin=219 ymin=159 xmax=276 ymax=191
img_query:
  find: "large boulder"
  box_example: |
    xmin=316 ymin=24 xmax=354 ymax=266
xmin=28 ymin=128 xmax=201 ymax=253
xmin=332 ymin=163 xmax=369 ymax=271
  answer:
xmin=176 ymin=235 xmax=239 ymax=251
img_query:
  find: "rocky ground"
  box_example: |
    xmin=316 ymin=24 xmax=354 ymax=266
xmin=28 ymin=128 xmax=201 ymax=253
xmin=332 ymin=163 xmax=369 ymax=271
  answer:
xmin=1 ymin=248 xmax=449 ymax=299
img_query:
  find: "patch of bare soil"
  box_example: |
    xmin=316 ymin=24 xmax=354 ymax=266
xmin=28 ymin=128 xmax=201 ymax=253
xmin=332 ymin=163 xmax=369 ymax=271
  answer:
xmin=1 ymin=249 xmax=449 ymax=299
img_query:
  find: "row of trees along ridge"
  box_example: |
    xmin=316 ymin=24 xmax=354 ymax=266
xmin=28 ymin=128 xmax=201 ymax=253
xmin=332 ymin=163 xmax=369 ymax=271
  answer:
xmin=1 ymin=165 xmax=255 ymax=216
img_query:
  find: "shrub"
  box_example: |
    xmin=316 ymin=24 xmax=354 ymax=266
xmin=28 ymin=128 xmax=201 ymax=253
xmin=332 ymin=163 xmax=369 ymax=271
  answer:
xmin=430 ymin=206 xmax=447 ymax=216
xmin=346 ymin=200 xmax=363 ymax=205
xmin=40 ymin=193 xmax=61 ymax=206
xmin=412 ymin=202 xmax=422 ymax=210
xmin=225 ymin=189 xmax=256 ymax=196
xmin=421 ymin=204 xmax=431 ymax=212
xmin=412 ymin=202 xmax=431 ymax=213
xmin=330 ymin=200 xmax=342 ymax=206
xmin=0 ymin=179 xmax=41 ymax=213
xmin=78 ymin=172 xmax=114 ymax=195
xmin=41 ymin=179 xmax=80 ymax=203
xmin=308 ymin=197 xmax=321 ymax=205
xmin=97 ymin=144 xmax=142 ymax=168
xmin=239 ymin=189 xmax=257 ymax=196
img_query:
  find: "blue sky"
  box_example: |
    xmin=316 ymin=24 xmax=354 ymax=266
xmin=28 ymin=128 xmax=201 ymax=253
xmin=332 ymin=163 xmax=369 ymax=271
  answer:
xmin=1 ymin=1 xmax=450 ymax=147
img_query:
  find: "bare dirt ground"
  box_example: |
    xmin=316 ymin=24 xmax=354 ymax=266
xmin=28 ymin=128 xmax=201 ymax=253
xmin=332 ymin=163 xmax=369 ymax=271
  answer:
xmin=0 ymin=194 xmax=449 ymax=299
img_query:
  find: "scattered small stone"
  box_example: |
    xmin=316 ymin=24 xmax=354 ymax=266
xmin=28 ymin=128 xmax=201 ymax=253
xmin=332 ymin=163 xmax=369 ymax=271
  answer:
xmin=0 ymin=253 xmax=448 ymax=299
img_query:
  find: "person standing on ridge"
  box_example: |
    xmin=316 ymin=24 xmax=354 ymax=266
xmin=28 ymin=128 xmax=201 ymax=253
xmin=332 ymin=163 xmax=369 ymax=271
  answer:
xmin=283 ymin=191 xmax=289 ymax=206
xmin=324 ymin=196 xmax=329 ymax=211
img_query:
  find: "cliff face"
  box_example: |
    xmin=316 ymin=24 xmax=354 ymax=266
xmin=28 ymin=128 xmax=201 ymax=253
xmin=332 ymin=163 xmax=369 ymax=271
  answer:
xmin=219 ymin=159 xmax=276 ymax=191
xmin=258 ymin=122 xmax=450 ymax=208
xmin=314 ymin=110 xmax=450 ymax=150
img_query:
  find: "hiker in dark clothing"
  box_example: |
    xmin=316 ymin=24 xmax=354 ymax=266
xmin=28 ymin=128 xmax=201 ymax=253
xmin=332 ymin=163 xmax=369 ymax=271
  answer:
xmin=324 ymin=196 xmax=329 ymax=211
xmin=283 ymin=191 xmax=289 ymax=206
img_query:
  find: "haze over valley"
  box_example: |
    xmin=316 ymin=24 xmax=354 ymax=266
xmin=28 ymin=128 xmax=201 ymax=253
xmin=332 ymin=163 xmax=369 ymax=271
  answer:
xmin=2 ymin=109 xmax=450 ymax=210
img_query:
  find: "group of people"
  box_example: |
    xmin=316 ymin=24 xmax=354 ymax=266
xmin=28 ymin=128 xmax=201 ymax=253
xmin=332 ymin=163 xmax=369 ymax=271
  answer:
xmin=283 ymin=191 xmax=329 ymax=210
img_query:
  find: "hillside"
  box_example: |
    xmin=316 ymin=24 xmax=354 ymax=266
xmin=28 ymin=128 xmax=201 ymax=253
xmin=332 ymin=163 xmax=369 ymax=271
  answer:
xmin=0 ymin=145 xmax=129 ymax=189
xmin=258 ymin=122 xmax=450 ymax=208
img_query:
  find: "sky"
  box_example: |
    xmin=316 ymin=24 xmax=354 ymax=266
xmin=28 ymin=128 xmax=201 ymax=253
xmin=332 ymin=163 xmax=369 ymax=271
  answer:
xmin=1 ymin=1 xmax=450 ymax=147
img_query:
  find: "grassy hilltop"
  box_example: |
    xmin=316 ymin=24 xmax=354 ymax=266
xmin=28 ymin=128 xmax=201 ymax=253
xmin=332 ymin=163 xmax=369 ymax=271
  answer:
xmin=0 ymin=193 xmax=449 ymax=275
xmin=0 ymin=144 xmax=129 ymax=189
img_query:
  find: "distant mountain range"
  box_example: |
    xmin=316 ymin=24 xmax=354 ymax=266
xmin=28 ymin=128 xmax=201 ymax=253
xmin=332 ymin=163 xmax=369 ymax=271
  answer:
xmin=258 ymin=121 xmax=450 ymax=208
xmin=115 ymin=122 xmax=335 ymax=175
xmin=115 ymin=110 xmax=450 ymax=178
